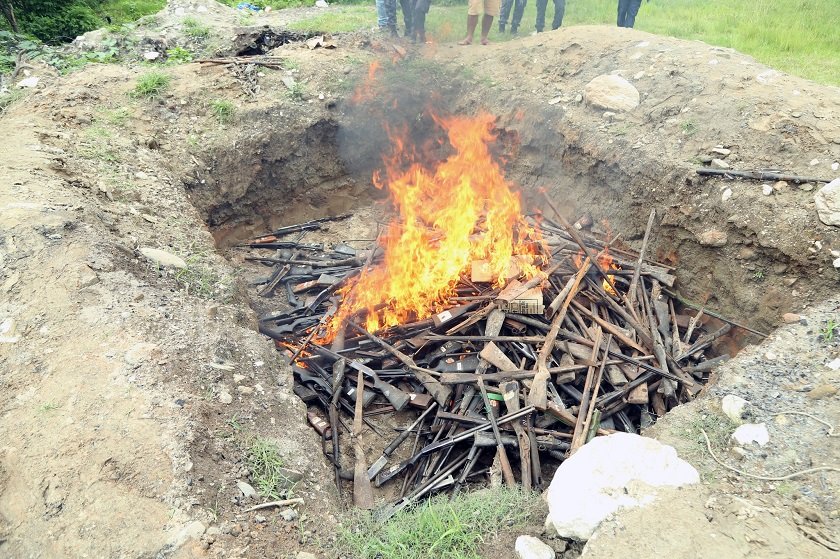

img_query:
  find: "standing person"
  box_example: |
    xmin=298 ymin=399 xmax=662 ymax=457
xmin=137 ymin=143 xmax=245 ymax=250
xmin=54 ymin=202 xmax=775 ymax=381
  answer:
xmin=400 ymin=0 xmax=415 ymax=37
xmin=458 ymin=0 xmax=500 ymax=45
xmin=534 ymin=0 xmax=564 ymax=33
xmin=412 ymin=0 xmax=431 ymax=42
xmin=498 ymin=0 xmax=526 ymax=34
xmin=376 ymin=0 xmax=398 ymax=34
xmin=617 ymin=0 xmax=642 ymax=28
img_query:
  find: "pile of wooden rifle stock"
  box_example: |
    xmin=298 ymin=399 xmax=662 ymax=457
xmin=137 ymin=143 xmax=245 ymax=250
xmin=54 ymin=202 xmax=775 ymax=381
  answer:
xmin=243 ymin=207 xmax=758 ymax=517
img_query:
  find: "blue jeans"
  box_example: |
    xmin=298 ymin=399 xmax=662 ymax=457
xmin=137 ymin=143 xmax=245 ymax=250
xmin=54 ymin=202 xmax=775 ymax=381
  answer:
xmin=376 ymin=0 xmax=397 ymax=28
xmin=617 ymin=0 xmax=641 ymax=28
xmin=535 ymin=0 xmax=564 ymax=32
xmin=499 ymin=0 xmax=527 ymax=31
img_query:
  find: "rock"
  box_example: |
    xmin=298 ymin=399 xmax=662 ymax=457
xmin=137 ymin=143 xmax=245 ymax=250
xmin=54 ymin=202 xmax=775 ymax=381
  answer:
xmin=515 ymin=535 xmax=556 ymax=559
xmin=139 ymin=247 xmax=187 ymax=269
xmin=280 ymin=507 xmax=300 ymax=521
xmin=807 ymin=385 xmax=838 ymax=399
xmin=721 ymin=394 xmax=751 ymax=424
xmin=17 ymin=76 xmax=39 ymax=88
xmin=815 ymin=178 xmax=840 ymax=227
xmin=833 ymin=162 xmax=839 ymax=172
xmin=710 ymin=158 xmax=730 ymax=169
xmin=237 ymin=480 xmax=257 ymax=498
xmin=810 ymin=158 xmax=820 ymax=166
xmin=697 ymin=229 xmax=728 ymax=247
xmin=774 ymin=180 xmax=789 ymax=190
xmin=731 ymin=423 xmax=769 ymax=446
xmin=233 ymin=374 xmax=246 ymax=383
xmin=799 ymin=182 xmax=815 ymax=192
xmin=722 ymin=188 xmax=732 ymax=202
xmin=219 ymin=391 xmax=233 ymax=404
xmin=237 ymin=385 xmax=254 ymax=395
xmin=762 ymin=184 xmax=773 ymax=196
xmin=143 ymin=51 xmax=160 ymax=61
xmin=833 ymin=257 xmax=840 ymax=269
xmin=544 ymin=433 xmax=699 ymax=540
xmin=168 ymin=520 xmax=206 ymax=549
xmin=583 ymin=75 xmax=640 ymax=112
xmin=828 ymin=358 xmax=840 ymax=371
xmin=782 ymin=313 xmax=801 ymax=324
xmin=0 ymin=318 xmax=20 ymax=343
xmin=729 ymin=446 xmax=748 ymax=461
xmin=711 ymin=147 xmax=731 ymax=156
xmin=254 ymin=514 xmax=267 ymax=523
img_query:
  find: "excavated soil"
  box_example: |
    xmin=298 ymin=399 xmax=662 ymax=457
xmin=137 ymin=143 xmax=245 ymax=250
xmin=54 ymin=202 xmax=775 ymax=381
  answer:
xmin=1 ymin=2 xmax=838 ymax=558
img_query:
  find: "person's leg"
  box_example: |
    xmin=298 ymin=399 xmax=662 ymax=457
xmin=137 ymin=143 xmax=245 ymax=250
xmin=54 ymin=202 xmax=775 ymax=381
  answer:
xmin=534 ymin=0 xmax=547 ymax=32
xmin=413 ymin=0 xmax=430 ymax=41
xmin=616 ymin=0 xmax=626 ymax=27
xmin=625 ymin=0 xmax=641 ymax=28
xmin=551 ymin=0 xmax=565 ymax=29
xmin=376 ymin=0 xmax=387 ymax=28
xmin=480 ymin=14 xmax=493 ymax=44
xmin=510 ymin=0 xmax=526 ymax=33
xmin=499 ymin=0 xmax=513 ymax=33
xmin=399 ymin=0 xmax=414 ymax=35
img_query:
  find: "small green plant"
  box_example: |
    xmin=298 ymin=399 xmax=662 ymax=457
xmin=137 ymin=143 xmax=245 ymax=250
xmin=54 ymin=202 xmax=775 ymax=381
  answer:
xmin=681 ymin=120 xmax=698 ymax=136
xmin=288 ymin=81 xmax=306 ymax=101
xmin=37 ymin=401 xmax=62 ymax=413
xmin=183 ymin=17 xmax=212 ymax=38
xmin=103 ymin=107 xmax=131 ymax=126
xmin=246 ymin=437 xmax=293 ymax=499
xmin=751 ymin=269 xmax=765 ymax=282
xmin=227 ymin=413 xmax=243 ymax=432
xmin=133 ymin=70 xmax=171 ymax=98
xmin=821 ymin=318 xmax=837 ymax=342
xmin=335 ymin=487 xmax=540 ymax=559
xmin=165 ymin=46 xmax=194 ymax=64
xmin=0 ymin=90 xmax=25 ymax=115
xmin=174 ymin=254 xmax=229 ymax=299
xmin=209 ymin=99 xmax=235 ymax=124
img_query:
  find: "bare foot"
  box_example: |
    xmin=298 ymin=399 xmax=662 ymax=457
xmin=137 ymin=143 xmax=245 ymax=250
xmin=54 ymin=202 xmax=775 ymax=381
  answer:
xmin=458 ymin=38 xmax=473 ymax=45
xmin=480 ymin=37 xmax=490 ymax=45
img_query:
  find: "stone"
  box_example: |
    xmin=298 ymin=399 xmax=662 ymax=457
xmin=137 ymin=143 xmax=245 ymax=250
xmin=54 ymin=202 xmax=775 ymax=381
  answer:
xmin=711 ymin=147 xmax=731 ymax=156
xmin=710 ymin=158 xmax=730 ymax=169
xmin=254 ymin=514 xmax=267 ymax=523
xmin=233 ymin=374 xmax=246 ymax=383
xmin=722 ymin=188 xmax=733 ymax=202
xmin=583 ymin=75 xmax=640 ymax=112
xmin=237 ymin=385 xmax=254 ymax=395
xmin=731 ymin=423 xmax=769 ymax=446
xmin=544 ymin=433 xmax=699 ymax=541
xmin=833 ymin=257 xmax=840 ymax=269
xmin=219 ymin=391 xmax=233 ymax=404
xmin=143 ymin=51 xmax=160 ymax=60
xmin=807 ymin=385 xmax=838 ymax=399
xmin=296 ymin=552 xmax=318 ymax=559
xmin=16 ymin=76 xmax=39 ymax=88
xmin=515 ymin=535 xmax=556 ymax=559
xmin=0 ymin=318 xmax=20 ymax=343
xmin=139 ymin=247 xmax=187 ymax=269
xmin=237 ymin=480 xmax=257 ymax=498
xmin=281 ymin=507 xmax=300 ymax=521
xmin=833 ymin=162 xmax=840 ymax=172
xmin=782 ymin=313 xmax=801 ymax=324
xmin=168 ymin=520 xmax=206 ymax=549
xmin=697 ymin=229 xmax=728 ymax=247
xmin=721 ymin=395 xmax=751 ymax=424
xmin=762 ymin=184 xmax=773 ymax=196
xmin=828 ymin=358 xmax=840 ymax=371
xmin=774 ymin=180 xmax=789 ymax=190
xmin=815 ymin=178 xmax=840 ymax=226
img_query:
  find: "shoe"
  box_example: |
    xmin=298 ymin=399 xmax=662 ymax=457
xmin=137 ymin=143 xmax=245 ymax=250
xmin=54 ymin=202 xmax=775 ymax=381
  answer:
xmin=510 ymin=26 xmax=518 ymax=34
xmin=499 ymin=24 xmax=506 ymax=32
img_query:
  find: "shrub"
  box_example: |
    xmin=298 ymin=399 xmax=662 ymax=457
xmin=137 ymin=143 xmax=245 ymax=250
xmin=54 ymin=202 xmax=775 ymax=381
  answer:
xmin=132 ymin=70 xmax=170 ymax=97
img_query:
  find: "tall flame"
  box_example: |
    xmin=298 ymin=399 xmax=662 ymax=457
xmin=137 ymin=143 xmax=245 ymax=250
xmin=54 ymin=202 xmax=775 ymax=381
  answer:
xmin=326 ymin=112 xmax=543 ymax=337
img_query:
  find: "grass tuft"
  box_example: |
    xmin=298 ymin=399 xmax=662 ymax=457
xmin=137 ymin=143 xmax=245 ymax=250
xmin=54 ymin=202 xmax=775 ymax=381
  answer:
xmin=246 ymin=437 xmax=294 ymax=499
xmin=335 ymin=487 xmax=539 ymax=559
xmin=133 ymin=70 xmax=171 ymax=98
xmin=183 ymin=16 xmax=212 ymax=39
xmin=209 ymin=99 xmax=235 ymax=124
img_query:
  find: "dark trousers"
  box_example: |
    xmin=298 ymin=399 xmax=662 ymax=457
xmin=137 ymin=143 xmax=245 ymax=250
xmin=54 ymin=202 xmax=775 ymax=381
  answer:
xmin=499 ymin=0 xmax=527 ymax=32
xmin=617 ymin=0 xmax=641 ymax=28
xmin=400 ymin=0 xmax=415 ymax=33
xmin=535 ymin=0 xmax=565 ymax=32
xmin=412 ymin=0 xmax=430 ymax=41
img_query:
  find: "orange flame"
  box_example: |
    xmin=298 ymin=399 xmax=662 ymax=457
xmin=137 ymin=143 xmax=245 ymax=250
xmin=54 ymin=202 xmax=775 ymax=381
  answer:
xmin=352 ymin=61 xmax=382 ymax=104
xmin=573 ymin=248 xmax=621 ymax=295
xmin=326 ymin=112 xmax=544 ymax=338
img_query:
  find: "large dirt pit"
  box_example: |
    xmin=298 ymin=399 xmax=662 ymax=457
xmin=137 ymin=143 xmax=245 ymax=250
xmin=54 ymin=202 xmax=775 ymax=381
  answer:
xmin=1 ymin=7 xmax=839 ymax=559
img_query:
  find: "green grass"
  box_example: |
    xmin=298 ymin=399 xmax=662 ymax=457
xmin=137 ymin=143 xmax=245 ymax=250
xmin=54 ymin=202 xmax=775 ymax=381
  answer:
xmin=97 ymin=0 xmax=166 ymax=28
xmin=0 ymin=90 xmax=25 ymax=115
xmin=174 ymin=253 xmax=230 ymax=299
xmin=289 ymin=0 xmax=840 ymax=86
xmin=209 ymin=99 xmax=236 ymax=124
xmin=183 ymin=16 xmax=211 ymax=39
xmin=246 ymin=437 xmax=295 ymax=499
xmin=132 ymin=70 xmax=170 ymax=97
xmin=335 ymin=487 xmax=539 ymax=559
xmin=821 ymin=318 xmax=837 ymax=342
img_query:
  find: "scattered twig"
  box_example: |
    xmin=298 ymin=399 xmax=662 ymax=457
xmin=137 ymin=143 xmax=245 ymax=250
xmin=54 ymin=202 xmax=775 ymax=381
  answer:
xmin=243 ymin=498 xmax=304 ymax=512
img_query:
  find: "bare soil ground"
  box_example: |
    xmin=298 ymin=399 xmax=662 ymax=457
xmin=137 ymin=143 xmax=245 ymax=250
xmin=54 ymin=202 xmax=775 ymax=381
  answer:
xmin=1 ymin=2 xmax=838 ymax=558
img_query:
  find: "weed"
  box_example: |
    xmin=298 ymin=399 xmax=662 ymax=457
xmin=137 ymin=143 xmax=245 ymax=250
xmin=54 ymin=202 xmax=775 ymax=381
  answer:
xmin=287 ymin=81 xmax=306 ymax=101
xmin=183 ymin=17 xmax=212 ymax=39
xmin=775 ymin=481 xmax=797 ymax=497
xmin=227 ymin=413 xmax=243 ymax=432
xmin=681 ymin=120 xmax=698 ymax=136
xmin=751 ymin=269 xmax=765 ymax=282
xmin=174 ymin=254 xmax=229 ymax=299
xmin=37 ymin=401 xmax=61 ymax=413
xmin=0 ymin=89 xmax=25 ymax=115
xmin=103 ymin=107 xmax=131 ymax=126
xmin=335 ymin=487 xmax=540 ymax=559
xmin=246 ymin=437 xmax=294 ymax=499
xmin=820 ymin=319 xmax=837 ymax=342
xmin=677 ymin=410 xmax=735 ymax=480
xmin=209 ymin=99 xmax=235 ymax=124
xmin=132 ymin=71 xmax=171 ymax=98
xmin=166 ymin=46 xmax=194 ymax=64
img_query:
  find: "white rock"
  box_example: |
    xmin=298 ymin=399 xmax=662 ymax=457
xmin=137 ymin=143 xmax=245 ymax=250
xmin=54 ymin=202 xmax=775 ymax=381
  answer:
xmin=833 ymin=162 xmax=839 ymax=171
xmin=545 ymin=433 xmax=699 ymax=541
xmin=315 ymin=0 xmax=329 ymax=6
xmin=168 ymin=520 xmax=205 ymax=549
xmin=174 ymin=7 xmax=185 ymax=15
xmin=583 ymin=75 xmax=640 ymax=112
xmin=731 ymin=423 xmax=769 ymax=446
xmin=16 ymin=76 xmax=39 ymax=89
xmin=827 ymin=358 xmax=840 ymax=371
xmin=237 ymin=480 xmax=257 ymax=498
xmin=0 ymin=317 xmax=19 ymax=343
xmin=833 ymin=257 xmax=840 ymax=269
xmin=722 ymin=188 xmax=732 ymax=202
xmin=762 ymin=184 xmax=773 ymax=196
xmin=810 ymin=158 xmax=820 ymax=166
xmin=143 ymin=51 xmax=160 ymax=60
xmin=710 ymin=158 xmax=729 ymax=169
xmin=139 ymin=247 xmax=187 ymax=269
xmin=219 ymin=391 xmax=233 ymax=404
xmin=815 ymin=178 xmax=840 ymax=226
xmin=721 ymin=395 xmax=750 ymax=425
xmin=197 ymin=5 xmax=208 ymax=12
xmin=711 ymin=147 xmax=731 ymax=156
xmin=515 ymin=535 xmax=555 ymax=559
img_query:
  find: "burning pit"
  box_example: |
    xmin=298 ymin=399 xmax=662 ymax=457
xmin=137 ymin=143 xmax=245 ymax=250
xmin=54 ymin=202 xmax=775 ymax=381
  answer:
xmin=234 ymin=109 xmax=754 ymax=513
